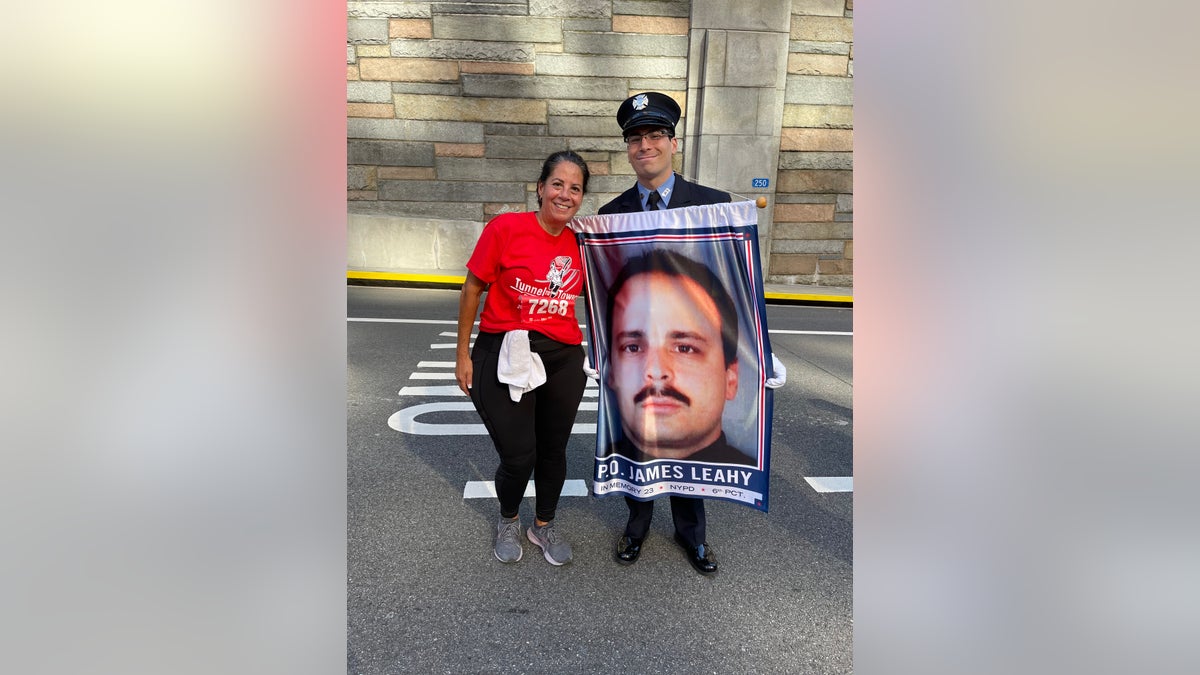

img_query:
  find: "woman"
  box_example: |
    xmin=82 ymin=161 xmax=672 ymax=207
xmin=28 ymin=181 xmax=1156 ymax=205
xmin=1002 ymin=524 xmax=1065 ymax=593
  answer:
xmin=455 ymin=151 xmax=590 ymax=565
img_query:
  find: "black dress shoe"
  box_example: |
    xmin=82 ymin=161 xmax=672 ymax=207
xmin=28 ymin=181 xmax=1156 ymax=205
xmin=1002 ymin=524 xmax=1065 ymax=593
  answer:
xmin=674 ymin=533 xmax=718 ymax=575
xmin=615 ymin=535 xmax=644 ymax=564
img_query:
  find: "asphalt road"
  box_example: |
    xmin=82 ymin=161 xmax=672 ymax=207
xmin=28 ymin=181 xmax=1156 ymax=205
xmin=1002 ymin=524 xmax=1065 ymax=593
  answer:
xmin=348 ymin=285 xmax=853 ymax=674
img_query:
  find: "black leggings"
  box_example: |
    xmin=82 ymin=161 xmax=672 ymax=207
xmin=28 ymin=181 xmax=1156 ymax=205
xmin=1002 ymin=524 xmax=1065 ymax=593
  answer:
xmin=470 ymin=331 xmax=586 ymax=522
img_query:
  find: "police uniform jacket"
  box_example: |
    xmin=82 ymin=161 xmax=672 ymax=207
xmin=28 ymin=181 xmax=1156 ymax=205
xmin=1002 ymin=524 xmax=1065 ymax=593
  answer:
xmin=598 ymin=173 xmax=731 ymax=215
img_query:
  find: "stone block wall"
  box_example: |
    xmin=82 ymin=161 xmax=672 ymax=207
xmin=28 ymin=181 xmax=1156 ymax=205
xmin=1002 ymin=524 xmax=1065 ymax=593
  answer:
xmin=347 ymin=0 xmax=854 ymax=286
xmin=772 ymin=0 xmax=853 ymax=285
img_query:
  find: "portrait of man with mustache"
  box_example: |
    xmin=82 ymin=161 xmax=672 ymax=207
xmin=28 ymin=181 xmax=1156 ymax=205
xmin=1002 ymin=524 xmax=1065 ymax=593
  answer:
xmin=603 ymin=249 xmax=752 ymax=466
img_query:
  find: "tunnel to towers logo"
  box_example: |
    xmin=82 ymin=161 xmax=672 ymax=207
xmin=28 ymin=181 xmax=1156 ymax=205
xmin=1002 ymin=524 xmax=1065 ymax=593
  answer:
xmin=541 ymin=256 xmax=577 ymax=297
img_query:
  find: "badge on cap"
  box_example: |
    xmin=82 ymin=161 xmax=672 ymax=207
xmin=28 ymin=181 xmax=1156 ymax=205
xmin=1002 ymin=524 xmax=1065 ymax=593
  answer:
xmin=632 ymin=94 xmax=648 ymax=111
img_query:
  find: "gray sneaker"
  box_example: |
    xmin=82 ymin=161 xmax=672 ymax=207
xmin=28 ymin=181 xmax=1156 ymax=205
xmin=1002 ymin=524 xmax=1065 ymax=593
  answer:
xmin=494 ymin=517 xmax=523 ymax=563
xmin=526 ymin=520 xmax=573 ymax=566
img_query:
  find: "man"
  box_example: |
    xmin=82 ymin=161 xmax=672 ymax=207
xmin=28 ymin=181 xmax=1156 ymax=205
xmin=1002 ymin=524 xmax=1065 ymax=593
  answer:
xmin=604 ymin=249 xmax=753 ymax=466
xmin=598 ymin=92 xmax=730 ymax=216
xmin=597 ymin=91 xmax=734 ymax=576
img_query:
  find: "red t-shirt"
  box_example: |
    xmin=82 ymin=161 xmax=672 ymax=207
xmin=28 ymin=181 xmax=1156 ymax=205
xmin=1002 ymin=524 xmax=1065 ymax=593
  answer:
xmin=466 ymin=211 xmax=583 ymax=345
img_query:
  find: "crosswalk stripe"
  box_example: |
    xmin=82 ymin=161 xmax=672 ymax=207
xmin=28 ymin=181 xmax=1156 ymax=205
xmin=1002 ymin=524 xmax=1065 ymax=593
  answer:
xmin=348 ymin=318 xmax=458 ymax=324
xmin=435 ymin=331 xmax=590 ymax=346
xmin=398 ymin=386 xmax=465 ymax=397
xmin=463 ymin=478 xmax=851 ymax=497
xmin=804 ymin=477 xmax=853 ymax=492
xmin=771 ymin=330 xmax=853 ymax=336
xmin=463 ymin=479 xmax=589 ymax=499
xmin=398 ymin=386 xmax=598 ymax=397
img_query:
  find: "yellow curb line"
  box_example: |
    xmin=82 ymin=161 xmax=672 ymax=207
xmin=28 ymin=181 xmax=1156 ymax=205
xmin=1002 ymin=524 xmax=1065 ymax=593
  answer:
xmin=348 ymin=271 xmax=852 ymax=305
xmin=764 ymin=291 xmax=853 ymax=304
xmin=348 ymin=270 xmax=465 ymax=285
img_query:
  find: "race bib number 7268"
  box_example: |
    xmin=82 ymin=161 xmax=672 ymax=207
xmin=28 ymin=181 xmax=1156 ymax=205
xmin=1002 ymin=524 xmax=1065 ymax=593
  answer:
xmin=518 ymin=294 xmax=573 ymax=322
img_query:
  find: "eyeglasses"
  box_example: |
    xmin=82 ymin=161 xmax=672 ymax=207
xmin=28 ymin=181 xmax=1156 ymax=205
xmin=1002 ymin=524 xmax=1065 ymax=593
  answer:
xmin=624 ymin=130 xmax=671 ymax=146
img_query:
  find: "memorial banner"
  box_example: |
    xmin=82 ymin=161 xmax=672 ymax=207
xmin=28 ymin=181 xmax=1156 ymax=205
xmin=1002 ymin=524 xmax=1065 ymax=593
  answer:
xmin=572 ymin=201 xmax=774 ymax=512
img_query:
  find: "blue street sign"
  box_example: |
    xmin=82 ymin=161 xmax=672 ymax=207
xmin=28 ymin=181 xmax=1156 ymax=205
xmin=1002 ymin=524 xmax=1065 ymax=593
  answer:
xmin=752 ymin=178 xmax=769 ymax=188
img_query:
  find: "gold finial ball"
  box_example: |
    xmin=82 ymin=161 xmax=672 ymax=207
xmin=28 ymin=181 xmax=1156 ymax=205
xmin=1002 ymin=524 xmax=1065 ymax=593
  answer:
xmin=756 ymin=196 xmax=767 ymax=209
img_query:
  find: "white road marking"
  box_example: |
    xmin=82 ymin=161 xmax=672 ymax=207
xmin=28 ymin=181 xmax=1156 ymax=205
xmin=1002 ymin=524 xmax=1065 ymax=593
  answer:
xmin=348 ymin=317 xmax=849 ymax=338
xmin=463 ymin=479 xmax=589 ymax=499
xmin=348 ymin=318 xmax=458 ymax=324
xmin=804 ymin=477 xmax=853 ymax=492
xmin=397 ymin=386 xmax=598 ymax=397
xmin=430 ymin=342 xmax=591 ymax=348
xmin=355 ymin=316 xmax=851 ymax=499
xmin=399 ymin=386 xmax=466 ymax=397
xmin=435 ymin=331 xmax=590 ymax=346
xmin=464 ymin=478 xmax=849 ymax=498
xmin=388 ymin=401 xmax=598 ymax=435
xmin=770 ymin=330 xmax=853 ymax=336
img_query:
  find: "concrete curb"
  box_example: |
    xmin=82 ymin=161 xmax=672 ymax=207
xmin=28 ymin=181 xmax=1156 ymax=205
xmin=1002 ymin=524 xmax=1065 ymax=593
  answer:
xmin=347 ymin=271 xmax=853 ymax=307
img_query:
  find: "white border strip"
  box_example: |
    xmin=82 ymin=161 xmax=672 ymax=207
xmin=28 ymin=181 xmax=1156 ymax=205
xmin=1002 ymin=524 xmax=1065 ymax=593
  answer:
xmin=398 ymin=386 xmax=465 ymax=397
xmin=350 ymin=317 xmax=850 ymax=337
xmin=463 ymin=479 xmax=590 ymax=499
xmin=770 ymin=330 xmax=853 ymax=336
xmin=348 ymin=318 xmax=458 ymax=324
xmin=804 ymin=477 xmax=853 ymax=493
xmin=398 ymin=385 xmax=597 ymax=397
xmin=464 ymin=478 xmax=851 ymax=497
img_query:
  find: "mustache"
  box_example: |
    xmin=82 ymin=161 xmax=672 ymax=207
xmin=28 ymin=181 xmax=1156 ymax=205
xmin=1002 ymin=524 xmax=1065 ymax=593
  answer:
xmin=633 ymin=384 xmax=690 ymax=407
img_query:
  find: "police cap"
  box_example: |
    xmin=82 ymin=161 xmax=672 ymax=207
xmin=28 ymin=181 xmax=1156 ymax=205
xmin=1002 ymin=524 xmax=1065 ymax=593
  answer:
xmin=615 ymin=92 xmax=681 ymax=134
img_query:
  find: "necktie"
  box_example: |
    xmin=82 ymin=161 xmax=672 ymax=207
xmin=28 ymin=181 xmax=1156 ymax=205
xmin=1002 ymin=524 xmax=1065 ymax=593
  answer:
xmin=646 ymin=190 xmax=663 ymax=211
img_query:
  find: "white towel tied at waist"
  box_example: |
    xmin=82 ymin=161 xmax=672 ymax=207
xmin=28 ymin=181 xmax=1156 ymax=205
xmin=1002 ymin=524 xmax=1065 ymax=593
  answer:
xmin=765 ymin=353 xmax=787 ymax=389
xmin=496 ymin=330 xmax=546 ymax=402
